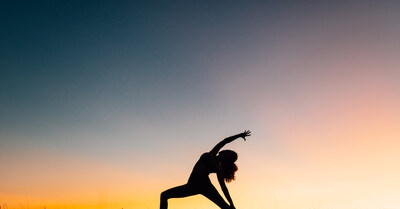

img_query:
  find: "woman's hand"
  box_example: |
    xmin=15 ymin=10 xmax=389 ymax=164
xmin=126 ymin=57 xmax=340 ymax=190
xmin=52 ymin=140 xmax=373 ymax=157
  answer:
xmin=211 ymin=130 xmax=252 ymax=155
xmin=239 ymin=130 xmax=251 ymax=141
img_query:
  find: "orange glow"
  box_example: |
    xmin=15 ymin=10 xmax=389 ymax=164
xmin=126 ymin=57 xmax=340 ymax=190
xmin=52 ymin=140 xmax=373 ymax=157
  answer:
xmin=2 ymin=72 xmax=400 ymax=209
xmin=2 ymin=3 xmax=400 ymax=208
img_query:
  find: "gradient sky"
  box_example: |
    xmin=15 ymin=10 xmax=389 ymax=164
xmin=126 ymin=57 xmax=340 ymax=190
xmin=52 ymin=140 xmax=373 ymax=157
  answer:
xmin=1 ymin=1 xmax=400 ymax=209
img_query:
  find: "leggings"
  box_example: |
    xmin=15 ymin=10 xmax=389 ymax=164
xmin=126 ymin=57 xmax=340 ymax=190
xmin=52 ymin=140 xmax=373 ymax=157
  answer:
xmin=160 ymin=176 xmax=230 ymax=209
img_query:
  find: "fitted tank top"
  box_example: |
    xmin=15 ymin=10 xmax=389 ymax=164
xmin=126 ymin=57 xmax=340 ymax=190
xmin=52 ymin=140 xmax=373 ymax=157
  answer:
xmin=189 ymin=152 xmax=219 ymax=182
xmin=199 ymin=152 xmax=218 ymax=173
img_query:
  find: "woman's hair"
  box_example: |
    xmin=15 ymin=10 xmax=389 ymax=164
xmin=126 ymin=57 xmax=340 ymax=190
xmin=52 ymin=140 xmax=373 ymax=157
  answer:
xmin=218 ymin=150 xmax=238 ymax=183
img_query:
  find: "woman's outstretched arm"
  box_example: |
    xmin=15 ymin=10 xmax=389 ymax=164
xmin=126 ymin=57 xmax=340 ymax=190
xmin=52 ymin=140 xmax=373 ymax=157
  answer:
xmin=210 ymin=130 xmax=251 ymax=156
xmin=217 ymin=173 xmax=235 ymax=208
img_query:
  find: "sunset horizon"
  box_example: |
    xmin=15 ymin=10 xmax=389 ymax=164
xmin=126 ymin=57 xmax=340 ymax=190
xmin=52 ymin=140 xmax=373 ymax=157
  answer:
xmin=1 ymin=1 xmax=400 ymax=209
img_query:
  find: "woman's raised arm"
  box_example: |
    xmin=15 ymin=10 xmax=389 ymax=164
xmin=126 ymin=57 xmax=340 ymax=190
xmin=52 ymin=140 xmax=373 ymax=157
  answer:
xmin=210 ymin=130 xmax=251 ymax=156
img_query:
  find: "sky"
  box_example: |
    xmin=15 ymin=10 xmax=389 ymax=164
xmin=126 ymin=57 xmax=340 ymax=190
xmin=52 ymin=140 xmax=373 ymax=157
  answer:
xmin=1 ymin=1 xmax=400 ymax=209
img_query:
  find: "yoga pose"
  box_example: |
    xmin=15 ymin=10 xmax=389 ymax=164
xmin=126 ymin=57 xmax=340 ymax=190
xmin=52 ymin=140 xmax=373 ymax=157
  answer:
xmin=160 ymin=130 xmax=251 ymax=209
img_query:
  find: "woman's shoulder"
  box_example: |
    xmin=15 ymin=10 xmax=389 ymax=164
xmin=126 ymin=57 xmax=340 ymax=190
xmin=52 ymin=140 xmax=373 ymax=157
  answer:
xmin=200 ymin=152 xmax=216 ymax=160
xmin=201 ymin=152 xmax=219 ymax=164
xmin=200 ymin=152 xmax=220 ymax=173
xmin=200 ymin=152 xmax=211 ymax=158
xmin=201 ymin=152 xmax=217 ymax=157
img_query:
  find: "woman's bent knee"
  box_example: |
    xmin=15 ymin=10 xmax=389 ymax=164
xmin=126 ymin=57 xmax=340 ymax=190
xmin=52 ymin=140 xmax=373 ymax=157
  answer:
xmin=161 ymin=190 xmax=169 ymax=200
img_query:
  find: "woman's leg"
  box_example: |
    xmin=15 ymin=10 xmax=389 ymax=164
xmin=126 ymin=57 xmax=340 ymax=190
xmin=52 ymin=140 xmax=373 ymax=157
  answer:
xmin=160 ymin=184 xmax=198 ymax=209
xmin=201 ymin=182 xmax=231 ymax=209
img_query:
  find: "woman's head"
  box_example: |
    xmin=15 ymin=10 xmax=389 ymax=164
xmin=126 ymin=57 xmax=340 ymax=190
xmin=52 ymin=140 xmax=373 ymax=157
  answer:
xmin=218 ymin=150 xmax=238 ymax=183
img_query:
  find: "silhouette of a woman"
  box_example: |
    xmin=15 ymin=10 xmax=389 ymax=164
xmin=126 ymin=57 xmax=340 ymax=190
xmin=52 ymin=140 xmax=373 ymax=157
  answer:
xmin=160 ymin=130 xmax=251 ymax=209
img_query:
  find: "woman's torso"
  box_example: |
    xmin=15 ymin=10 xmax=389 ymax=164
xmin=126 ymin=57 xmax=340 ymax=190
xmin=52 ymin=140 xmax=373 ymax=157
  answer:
xmin=188 ymin=152 xmax=219 ymax=182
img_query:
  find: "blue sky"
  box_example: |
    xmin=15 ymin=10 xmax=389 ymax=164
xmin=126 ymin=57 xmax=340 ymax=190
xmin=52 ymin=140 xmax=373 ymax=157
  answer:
xmin=2 ymin=1 xmax=400 ymax=208
xmin=1 ymin=1 xmax=280 ymax=150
